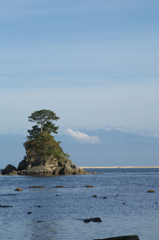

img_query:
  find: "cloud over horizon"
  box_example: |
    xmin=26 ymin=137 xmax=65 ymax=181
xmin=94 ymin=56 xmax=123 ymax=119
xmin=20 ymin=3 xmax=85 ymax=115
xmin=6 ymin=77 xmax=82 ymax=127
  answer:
xmin=64 ymin=129 xmax=100 ymax=144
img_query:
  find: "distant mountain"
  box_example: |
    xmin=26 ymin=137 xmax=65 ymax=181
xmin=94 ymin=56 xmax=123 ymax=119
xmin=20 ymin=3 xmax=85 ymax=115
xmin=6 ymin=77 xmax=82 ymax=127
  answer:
xmin=55 ymin=129 xmax=159 ymax=167
xmin=0 ymin=129 xmax=159 ymax=168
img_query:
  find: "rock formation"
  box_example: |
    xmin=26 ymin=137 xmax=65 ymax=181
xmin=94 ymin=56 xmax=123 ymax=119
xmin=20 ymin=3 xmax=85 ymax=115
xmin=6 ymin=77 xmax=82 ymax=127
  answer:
xmin=2 ymin=151 xmax=89 ymax=176
xmin=1 ymin=164 xmax=18 ymax=175
xmin=17 ymin=156 xmax=88 ymax=176
xmin=1 ymin=109 xmax=89 ymax=176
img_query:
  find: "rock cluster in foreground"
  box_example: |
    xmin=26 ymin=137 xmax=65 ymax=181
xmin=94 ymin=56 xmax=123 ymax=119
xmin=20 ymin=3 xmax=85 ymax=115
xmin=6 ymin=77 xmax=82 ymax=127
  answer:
xmin=1 ymin=158 xmax=89 ymax=176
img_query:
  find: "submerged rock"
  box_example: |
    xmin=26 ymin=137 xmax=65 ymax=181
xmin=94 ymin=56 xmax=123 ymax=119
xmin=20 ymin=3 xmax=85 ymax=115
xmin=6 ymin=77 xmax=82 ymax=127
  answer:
xmin=93 ymin=195 xmax=97 ymax=197
xmin=85 ymin=185 xmax=94 ymax=188
xmin=0 ymin=205 xmax=12 ymax=208
xmin=29 ymin=186 xmax=45 ymax=188
xmin=15 ymin=188 xmax=23 ymax=191
xmin=94 ymin=235 xmax=140 ymax=240
xmin=83 ymin=217 xmax=102 ymax=223
xmin=55 ymin=185 xmax=64 ymax=188
xmin=147 ymin=189 xmax=155 ymax=193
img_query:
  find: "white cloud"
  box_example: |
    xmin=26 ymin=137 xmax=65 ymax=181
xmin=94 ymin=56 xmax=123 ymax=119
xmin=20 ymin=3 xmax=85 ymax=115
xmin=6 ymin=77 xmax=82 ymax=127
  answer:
xmin=64 ymin=129 xmax=100 ymax=144
xmin=152 ymin=133 xmax=159 ymax=137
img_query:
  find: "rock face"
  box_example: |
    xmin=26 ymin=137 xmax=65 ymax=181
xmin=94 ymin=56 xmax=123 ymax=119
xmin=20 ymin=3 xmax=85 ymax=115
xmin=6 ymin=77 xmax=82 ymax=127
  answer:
xmin=2 ymin=155 xmax=89 ymax=176
xmin=17 ymin=156 xmax=88 ymax=176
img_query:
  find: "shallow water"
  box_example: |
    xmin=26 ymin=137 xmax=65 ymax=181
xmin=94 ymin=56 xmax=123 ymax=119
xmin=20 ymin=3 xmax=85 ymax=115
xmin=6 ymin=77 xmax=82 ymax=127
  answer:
xmin=0 ymin=168 xmax=159 ymax=240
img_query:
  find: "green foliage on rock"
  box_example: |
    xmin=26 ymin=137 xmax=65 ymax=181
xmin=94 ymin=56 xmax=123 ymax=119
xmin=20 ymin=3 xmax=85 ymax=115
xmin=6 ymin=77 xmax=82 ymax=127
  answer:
xmin=27 ymin=125 xmax=41 ymax=140
xmin=24 ymin=132 xmax=69 ymax=162
xmin=24 ymin=109 xmax=70 ymax=165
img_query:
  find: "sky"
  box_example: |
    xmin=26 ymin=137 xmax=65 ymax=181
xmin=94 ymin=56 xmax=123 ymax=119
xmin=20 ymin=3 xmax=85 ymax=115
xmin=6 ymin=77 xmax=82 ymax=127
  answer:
xmin=1 ymin=0 xmax=159 ymax=136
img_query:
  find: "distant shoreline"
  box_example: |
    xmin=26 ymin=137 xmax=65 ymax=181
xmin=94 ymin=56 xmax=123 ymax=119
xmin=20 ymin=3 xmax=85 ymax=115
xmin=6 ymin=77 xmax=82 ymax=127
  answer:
xmin=80 ymin=166 xmax=159 ymax=169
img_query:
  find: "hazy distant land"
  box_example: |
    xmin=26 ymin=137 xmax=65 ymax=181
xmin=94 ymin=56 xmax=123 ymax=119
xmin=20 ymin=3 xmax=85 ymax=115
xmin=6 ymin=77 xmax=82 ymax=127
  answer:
xmin=1 ymin=129 xmax=159 ymax=169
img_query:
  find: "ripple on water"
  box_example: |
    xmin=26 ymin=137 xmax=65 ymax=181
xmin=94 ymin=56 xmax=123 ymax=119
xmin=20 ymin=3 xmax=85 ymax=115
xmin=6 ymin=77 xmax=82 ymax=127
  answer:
xmin=0 ymin=169 xmax=159 ymax=240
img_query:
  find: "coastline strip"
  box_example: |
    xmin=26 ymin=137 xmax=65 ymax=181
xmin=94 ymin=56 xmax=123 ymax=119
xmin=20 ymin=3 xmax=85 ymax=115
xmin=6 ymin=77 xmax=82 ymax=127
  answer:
xmin=80 ymin=166 xmax=159 ymax=169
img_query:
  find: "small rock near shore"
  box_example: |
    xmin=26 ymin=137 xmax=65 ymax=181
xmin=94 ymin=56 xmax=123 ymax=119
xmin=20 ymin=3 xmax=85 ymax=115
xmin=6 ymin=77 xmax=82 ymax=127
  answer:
xmin=55 ymin=185 xmax=64 ymax=188
xmin=1 ymin=164 xmax=17 ymax=175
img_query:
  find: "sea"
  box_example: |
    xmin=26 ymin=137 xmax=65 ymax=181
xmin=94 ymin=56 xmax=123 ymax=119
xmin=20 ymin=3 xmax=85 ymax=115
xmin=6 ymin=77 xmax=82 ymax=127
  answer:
xmin=0 ymin=168 xmax=159 ymax=240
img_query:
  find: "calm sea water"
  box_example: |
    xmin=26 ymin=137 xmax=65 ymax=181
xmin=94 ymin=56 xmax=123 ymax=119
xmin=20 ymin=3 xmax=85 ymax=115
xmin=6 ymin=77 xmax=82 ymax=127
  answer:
xmin=0 ymin=168 xmax=159 ymax=240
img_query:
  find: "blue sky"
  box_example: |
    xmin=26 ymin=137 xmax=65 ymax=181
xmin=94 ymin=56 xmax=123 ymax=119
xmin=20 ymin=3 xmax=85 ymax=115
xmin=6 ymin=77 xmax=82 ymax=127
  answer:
xmin=0 ymin=0 xmax=159 ymax=135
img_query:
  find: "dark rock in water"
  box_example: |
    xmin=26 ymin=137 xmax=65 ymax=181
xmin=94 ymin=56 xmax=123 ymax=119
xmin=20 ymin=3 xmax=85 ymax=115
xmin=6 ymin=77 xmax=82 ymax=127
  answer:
xmin=37 ymin=206 xmax=41 ymax=207
xmin=27 ymin=212 xmax=32 ymax=214
xmin=15 ymin=188 xmax=23 ymax=191
xmin=85 ymin=185 xmax=94 ymax=188
xmin=83 ymin=217 xmax=102 ymax=223
xmin=147 ymin=189 xmax=155 ymax=193
xmin=103 ymin=197 xmax=107 ymax=199
xmin=94 ymin=235 xmax=140 ymax=240
xmin=92 ymin=172 xmax=97 ymax=174
xmin=55 ymin=185 xmax=64 ymax=188
xmin=1 ymin=164 xmax=17 ymax=175
xmin=93 ymin=195 xmax=97 ymax=197
xmin=29 ymin=186 xmax=44 ymax=188
xmin=37 ymin=221 xmax=42 ymax=223
xmin=56 ymin=194 xmax=59 ymax=196
xmin=0 ymin=205 xmax=12 ymax=208
xmin=123 ymin=203 xmax=125 ymax=205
